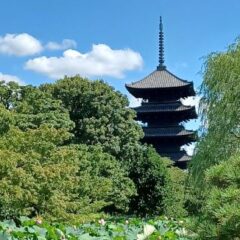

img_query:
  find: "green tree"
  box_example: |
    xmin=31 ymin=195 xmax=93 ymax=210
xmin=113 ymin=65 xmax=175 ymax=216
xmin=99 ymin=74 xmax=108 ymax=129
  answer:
xmin=127 ymin=145 xmax=171 ymax=215
xmin=0 ymin=124 xmax=136 ymax=221
xmin=189 ymin=40 xmax=240 ymax=187
xmin=0 ymin=104 xmax=13 ymax=134
xmin=0 ymin=81 xmax=20 ymax=110
xmin=0 ymin=77 xmax=178 ymax=218
xmin=186 ymin=40 xmax=240 ymax=238
xmin=15 ymin=85 xmax=74 ymax=131
xmin=193 ymin=154 xmax=240 ymax=239
xmin=163 ymin=166 xmax=187 ymax=218
xmin=41 ymin=76 xmax=175 ymax=216
xmin=0 ymin=82 xmax=74 ymax=131
xmin=40 ymin=76 xmax=143 ymax=162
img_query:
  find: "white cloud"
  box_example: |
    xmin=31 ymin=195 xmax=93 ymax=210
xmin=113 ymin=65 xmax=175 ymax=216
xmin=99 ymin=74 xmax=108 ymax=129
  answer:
xmin=25 ymin=44 xmax=143 ymax=79
xmin=0 ymin=33 xmax=43 ymax=56
xmin=0 ymin=72 xmax=24 ymax=85
xmin=180 ymin=96 xmax=201 ymax=113
xmin=128 ymin=96 xmax=142 ymax=108
xmin=182 ymin=143 xmax=196 ymax=156
xmin=45 ymin=39 xmax=77 ymax=50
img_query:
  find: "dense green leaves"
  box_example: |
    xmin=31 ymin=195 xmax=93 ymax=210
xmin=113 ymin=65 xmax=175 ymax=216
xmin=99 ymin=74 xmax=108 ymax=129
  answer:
xmin=40 ymin=76 xmax=173 ymax=216
xmin=187 ymin=40 xmax=240 ymax=238
xmin=40 ymin=76 xmax=143 ymax=160
xmin=191 ymin=154 xmax=240 ymax=239
xmin=0 ymin=125 xmax=136 ymax=220
xmin=0 ymin=77 xmax=177 ymax=220
xmin=190 ymin=40 xmax=240 ymax=186
xmin=128 ymin=146 xmax=170 ymax=215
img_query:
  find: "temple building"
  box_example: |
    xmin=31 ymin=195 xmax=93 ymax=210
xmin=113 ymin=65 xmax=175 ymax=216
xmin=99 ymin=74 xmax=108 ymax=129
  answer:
xmin=126 ymin=17 xmax=197 ymax=169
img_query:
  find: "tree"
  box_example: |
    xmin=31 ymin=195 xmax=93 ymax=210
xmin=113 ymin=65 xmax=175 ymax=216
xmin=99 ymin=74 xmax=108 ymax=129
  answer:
xmin=40 ymin=76 xmax=143 ymax=163
xmin=127 ymin=145 xmax=171 ymax=215
xmin=186 ymin=39 xmax=240 ymax=238
xmin=189 ymin=40 xmax=240 ymax=187
xmin=0 ymin=124 xmax=136 ymax=221
xmin=194 ymin=154 xmax=240 ymax=239
xmin=0 ymin=82 xmax=74 ymax=131
xmin=40 ymin=76 xmax=175 ymax=216
xmin=0 ymin=77 xmax=178 ymax=219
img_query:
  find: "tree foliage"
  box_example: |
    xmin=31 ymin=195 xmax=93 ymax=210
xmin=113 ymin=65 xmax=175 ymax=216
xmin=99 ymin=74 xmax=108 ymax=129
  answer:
xmin=127 ymin=146 xmax=170 ymax=215
xmin=0 ymin=77 xmax=176 ymax=220
xmin=40 ymin=76 xmax=178 ymax=216
xmin=0 ymin=124 xmax=135 ymax=221
xmin=40 ymin=76 xmax=143 ymax=162
xmin=187 ymin=40 xmax=240 ymax=238
xmin=193 ymin=154 xmax=240 ymax=239
xmin=189 ymin=40 xmax=240 ymax=187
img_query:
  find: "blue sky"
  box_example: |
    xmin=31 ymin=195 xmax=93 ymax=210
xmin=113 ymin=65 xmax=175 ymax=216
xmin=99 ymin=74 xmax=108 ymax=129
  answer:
xmin=0 ymin=0 xmax=240 ymax=137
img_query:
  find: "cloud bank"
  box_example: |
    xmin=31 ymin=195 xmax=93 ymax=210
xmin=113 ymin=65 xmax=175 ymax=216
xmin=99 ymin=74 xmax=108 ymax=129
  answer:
xmin=0 ymin=33 xmax=43 ymax=56
xmin=25 ymin=44 xmax=143 ymax=79
xmin=45 ymin=39 xmax=77 ymax=50
xmin=0 ymin=72 xmax=24 ymax=85
xmin=0 ymin=33 xmax=78 ymax=56
xmin=128 ymin=96 xmax=142 ymax=108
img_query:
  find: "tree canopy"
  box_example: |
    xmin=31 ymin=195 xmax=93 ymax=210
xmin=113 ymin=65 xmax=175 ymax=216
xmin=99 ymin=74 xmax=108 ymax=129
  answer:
xmin=190 ymin=40 xmax=240 ymax=187
xmin=187 ymin=39 xmax=240 ymax=238
xmin=0 ymin=77 xmax=177 ymax=220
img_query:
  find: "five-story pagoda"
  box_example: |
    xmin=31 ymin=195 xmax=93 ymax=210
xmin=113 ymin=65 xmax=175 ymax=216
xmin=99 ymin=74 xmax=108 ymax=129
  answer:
xmin=126 ymin=17 xmax=197 ymax=169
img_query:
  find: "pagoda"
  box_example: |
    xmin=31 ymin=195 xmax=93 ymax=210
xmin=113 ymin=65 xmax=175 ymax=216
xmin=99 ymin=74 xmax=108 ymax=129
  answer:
xmin=126 ymin=17 xmax=197 ymax=169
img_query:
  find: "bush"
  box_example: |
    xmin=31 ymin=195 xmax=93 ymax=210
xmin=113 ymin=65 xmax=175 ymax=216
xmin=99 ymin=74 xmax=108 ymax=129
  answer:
xmin=128 ymin=145 xmax=171 ymax=216
xmin=163 ymin=166 xmax=188 ymax=218
xmin=193 ymin=154 xmax=240 ymax=239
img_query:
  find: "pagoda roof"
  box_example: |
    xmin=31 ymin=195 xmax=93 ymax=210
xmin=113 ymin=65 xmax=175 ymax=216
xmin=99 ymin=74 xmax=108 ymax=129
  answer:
xmin=161 ymin=152 xmax=192 ymax=162
xmin=143 ymin=126 xmax=195 ymax=138
xmin=126 ymin=68 xmax=192 ymax=90
xmin=133 ymin=102 xmax=196 ymax=113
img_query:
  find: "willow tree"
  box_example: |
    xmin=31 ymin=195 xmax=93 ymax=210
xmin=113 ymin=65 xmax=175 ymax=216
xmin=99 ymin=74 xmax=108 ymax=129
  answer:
xmin=186 ymin=40 xmax=240 ymax=218
xmin=190 ymin=40 xmax=240 ymax=185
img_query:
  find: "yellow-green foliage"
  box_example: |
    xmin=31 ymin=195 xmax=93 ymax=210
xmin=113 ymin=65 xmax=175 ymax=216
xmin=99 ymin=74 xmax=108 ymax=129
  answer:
xmin=0 ymin=123 xmax=136 ymax=221
xmin=0 ymin=77 xmax=182 ymax=220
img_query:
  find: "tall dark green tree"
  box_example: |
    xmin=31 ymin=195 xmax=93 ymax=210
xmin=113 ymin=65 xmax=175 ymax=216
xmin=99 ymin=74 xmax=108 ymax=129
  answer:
xmin=40 ymin=76 xmax=143 ymax=165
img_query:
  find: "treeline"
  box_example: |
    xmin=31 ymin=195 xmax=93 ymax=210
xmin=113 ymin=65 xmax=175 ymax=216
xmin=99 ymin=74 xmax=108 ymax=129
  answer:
xmin=0 ymin=77 xmax=185 ymax=222
xmin=187 ymin=40 xmax=240 ymax=238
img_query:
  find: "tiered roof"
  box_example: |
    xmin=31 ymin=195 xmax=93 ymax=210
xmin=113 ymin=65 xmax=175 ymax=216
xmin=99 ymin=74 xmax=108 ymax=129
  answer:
xmin=125 ymin=68 xmax=195 ymax=99
xmin=161 ymin=151 xmax=192 ymax=162
xmin=134 ymin=102 xmax=196 ymax=113
xmin=126 ymin=69 xmax=193 ymax=89
xmin=143 ymin=126 xmax=196 ymax=138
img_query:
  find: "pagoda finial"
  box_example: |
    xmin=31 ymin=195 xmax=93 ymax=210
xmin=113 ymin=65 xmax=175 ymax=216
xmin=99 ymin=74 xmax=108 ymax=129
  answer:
xmin=157 ymin=16 xmax=166 ymax=70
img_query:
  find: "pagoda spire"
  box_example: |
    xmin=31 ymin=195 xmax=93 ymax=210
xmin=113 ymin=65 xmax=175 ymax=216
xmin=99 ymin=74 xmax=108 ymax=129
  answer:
xmin=157 ymin=16 xmax=166 ymax=70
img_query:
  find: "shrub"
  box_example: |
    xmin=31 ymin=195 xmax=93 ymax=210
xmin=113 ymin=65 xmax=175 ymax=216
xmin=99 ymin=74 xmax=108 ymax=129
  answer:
xmin=194 ymin=154 xmax=240 ymax=239
xmin=128 ymin=145 xmax=170 ymax=216
xmin=163 ymin=166 xmax=188 ymax=218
